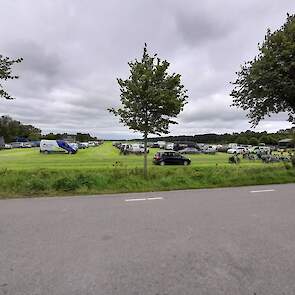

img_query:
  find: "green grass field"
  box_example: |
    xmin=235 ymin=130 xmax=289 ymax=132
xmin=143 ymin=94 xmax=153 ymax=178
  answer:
xmin=0 ymin=141 xmax=262 ymax=170
xmin=0 ymin=142 xmax=294 ymax=198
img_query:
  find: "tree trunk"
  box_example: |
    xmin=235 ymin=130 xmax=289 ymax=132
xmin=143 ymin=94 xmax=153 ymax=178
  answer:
xmin=143 ymin=132 xmax=148 ymax=179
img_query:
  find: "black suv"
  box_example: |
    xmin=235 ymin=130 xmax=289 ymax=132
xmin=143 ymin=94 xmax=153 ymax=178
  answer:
xmin=153 ymin=151 xmax=191 ymax=166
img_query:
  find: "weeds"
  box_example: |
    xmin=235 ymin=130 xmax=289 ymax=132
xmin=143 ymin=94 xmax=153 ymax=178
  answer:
xmin=0 ymin=164 xmax=294 ymax=199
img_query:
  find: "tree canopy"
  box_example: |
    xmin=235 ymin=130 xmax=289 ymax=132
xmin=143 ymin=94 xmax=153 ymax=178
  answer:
xmin=0 ymin=54 xmax=23 ymax=100
xmin=231 ymin=14 xmax=295 ymax=126
xmin=0 ymin=116 xmax=41 ymax=142
xmin=109 ymin=44 xmax=187 ymax=136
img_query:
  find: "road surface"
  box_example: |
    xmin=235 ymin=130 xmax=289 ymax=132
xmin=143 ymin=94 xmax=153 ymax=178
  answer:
xmin=1 ymin=184 xmax=295 ymax=295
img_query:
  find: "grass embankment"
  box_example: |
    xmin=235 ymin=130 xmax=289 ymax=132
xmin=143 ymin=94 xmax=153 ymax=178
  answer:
xmin=0 ymin=142 xmax=294 ymax=198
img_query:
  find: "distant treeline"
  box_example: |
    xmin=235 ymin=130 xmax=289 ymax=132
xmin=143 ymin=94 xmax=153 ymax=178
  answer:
xmin=144 ymin=129 xmax=295 ymax=145
xmin=43 ymin=132 xmax=98 ymax=142
xmin=0 ymin=116 xmax=97 ymax=143
xmin=1 ymin=115 xmax=294 ymax=145
xmin=0 ymin=116 xmax=41 ymax=143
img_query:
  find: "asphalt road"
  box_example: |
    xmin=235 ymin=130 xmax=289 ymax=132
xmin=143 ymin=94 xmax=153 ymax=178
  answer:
xmin=1 ymin=184 xmax=295 ymax=295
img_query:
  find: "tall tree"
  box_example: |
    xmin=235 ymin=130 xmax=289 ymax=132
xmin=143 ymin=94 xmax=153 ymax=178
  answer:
xmin=231 ymin=14 xmax=295 ymax=126
xmin=0 ymin=116 xmax=41 ymax=142
xmin=109 ymin=44 xmax=188 ymax=177
xmin=0 ymin=54 xmax=23 ymax=100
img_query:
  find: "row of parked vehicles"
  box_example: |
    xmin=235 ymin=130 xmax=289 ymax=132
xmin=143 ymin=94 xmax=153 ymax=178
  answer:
xmin=0 ymin=139 xmax=102 ymax=154
xmin=1 ymin=141 xmax=41 ymax=149
xmin=113 ymin=141 xmax=217 ymax=155
xmin=226 ymin=143 xmax=271 ymax=155
xmin=113 ymin=142 xmax=149 ymax=154
xmin=40 ymin=140 xmax=102 ymax=154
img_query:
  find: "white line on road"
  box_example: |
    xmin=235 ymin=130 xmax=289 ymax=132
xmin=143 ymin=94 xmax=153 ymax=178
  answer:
xmin=125 ymin=197 xmax=164 ymax=202
xmin=125 ymin=198 xmax=147 ymax=202
xmin=250 ymin=189 xmax=275 ymax=193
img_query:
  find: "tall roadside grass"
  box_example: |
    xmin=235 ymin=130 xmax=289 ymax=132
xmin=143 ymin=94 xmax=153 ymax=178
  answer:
xmin=0 ymin=164 xmax=294 ymax=199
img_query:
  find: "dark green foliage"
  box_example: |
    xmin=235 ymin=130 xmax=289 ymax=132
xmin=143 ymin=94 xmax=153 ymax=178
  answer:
xmin=141 ymin=128 xmax=294 ymax=145
xmin=236 ymin=136 xmax=248 ymax=145
xmin=0 ymin=115 xmax=41 ymax=142
xmin=109 ymin=44 xmax=187 ymax=135
xmin=249 ymin=137 xmax=259 ymax=146
xmin=0 ymin=54 xmax=23 ymax=100
xmin=231 ymin=14 xmax=295 ymax=126
xmin=259 ymin=135 xmax=278 ymax=145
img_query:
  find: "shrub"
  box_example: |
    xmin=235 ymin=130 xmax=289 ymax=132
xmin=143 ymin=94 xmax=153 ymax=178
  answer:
xmin=53 ymin=177 xmax=81 ymax=191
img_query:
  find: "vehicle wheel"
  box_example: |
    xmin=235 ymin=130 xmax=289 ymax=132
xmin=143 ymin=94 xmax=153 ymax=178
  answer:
xmin=160 ymin=161 xmax=165 ymax=166
xmin=44 ymin=150 xmax=48 ymax=154
xmin=183 ymin=161 xmax=188 ymax=166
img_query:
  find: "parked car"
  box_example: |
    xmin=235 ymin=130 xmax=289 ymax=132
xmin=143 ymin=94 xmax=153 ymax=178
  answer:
xmin=30 ymin=141 xmax=40 ymax=147
xmin=217 ymin=144 xmax=229 ymax=152
xmin=40 ymin=140 xmax=78 ymax=154
xmin=202 ymin=145 xmax=217 ymax=154
xmin=153 ymin=151 xmax=191 ymax=166
xmin=77 ymin=142 xmax=86 ymax=149
xmin=22 ymin=142 xmax=32 ymax=148
xmin=80 ymin=142 xmax=89 ymax=148
xmin=11 ymin=142 xmax=23 ymax=148
xmin=228 ymin=143 xmax=238 ymax=149
xmin=4 ymin=144 xmax=12 ymax=149
xmin=227 ymin=146 xmax=246 ymax=154
xmin=178 ymin=147 xmax=201 ymax=154
xmin=151 ymin=142 xmax=160 ymax=148
xmin=157 ymin=141 xmax=166 ymax=149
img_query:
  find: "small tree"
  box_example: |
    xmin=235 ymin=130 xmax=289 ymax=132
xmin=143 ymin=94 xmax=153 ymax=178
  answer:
xmin=230 ymin=14 xmax=295 ymax=126
xmin=109 ymin=44 xmax=188 ymax=177
xmin=0 ymin=54 xmax=23 ymax=100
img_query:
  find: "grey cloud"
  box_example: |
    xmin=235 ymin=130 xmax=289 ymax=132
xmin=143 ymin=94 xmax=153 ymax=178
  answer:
xmin=0 ymin=0 xmax=294 ymax=139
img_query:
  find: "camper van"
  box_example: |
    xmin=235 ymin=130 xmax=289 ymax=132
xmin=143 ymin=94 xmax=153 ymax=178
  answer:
xmin=40 ymin=140 xmax=78 ymax=154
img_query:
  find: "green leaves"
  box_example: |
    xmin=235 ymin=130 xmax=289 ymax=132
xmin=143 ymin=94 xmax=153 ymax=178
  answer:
xmin=109 ymin=44 xmax=188 ymax=136
xmin=0 ymin=55 xmax=23 ymax=100
xmin=231 ymin=14 xmax=295 ymax=126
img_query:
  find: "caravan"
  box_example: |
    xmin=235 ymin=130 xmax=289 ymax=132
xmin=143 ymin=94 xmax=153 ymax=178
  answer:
xmin=40 ymin=140 xmax=78 ymax=154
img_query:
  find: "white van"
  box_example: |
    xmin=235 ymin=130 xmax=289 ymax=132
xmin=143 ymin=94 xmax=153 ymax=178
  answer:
xmin=40 ymin=140 xmax=78 ymax=154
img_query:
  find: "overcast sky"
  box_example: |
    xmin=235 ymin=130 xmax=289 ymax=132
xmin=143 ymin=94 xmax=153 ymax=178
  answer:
xmin=0 ymin=0 xmax=294 ymax=139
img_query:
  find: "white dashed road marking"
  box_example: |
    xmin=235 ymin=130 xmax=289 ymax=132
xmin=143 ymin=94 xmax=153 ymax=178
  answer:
xmin=147 ymin=197 xmax=163 ymax=201
xmin=125 ymin=198 xmax=147 ymax=202
xmin=250 ymin=189 xmax=275 ymax=193
xmin=125 ymin=197 xmax=163 ymax=202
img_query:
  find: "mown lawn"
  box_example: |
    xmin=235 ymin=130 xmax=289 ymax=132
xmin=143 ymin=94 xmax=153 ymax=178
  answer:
xmin=0 ymin=141 xmax=260 ymax=170
xmin=0 ymin=142 xmax=294 ymax=198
